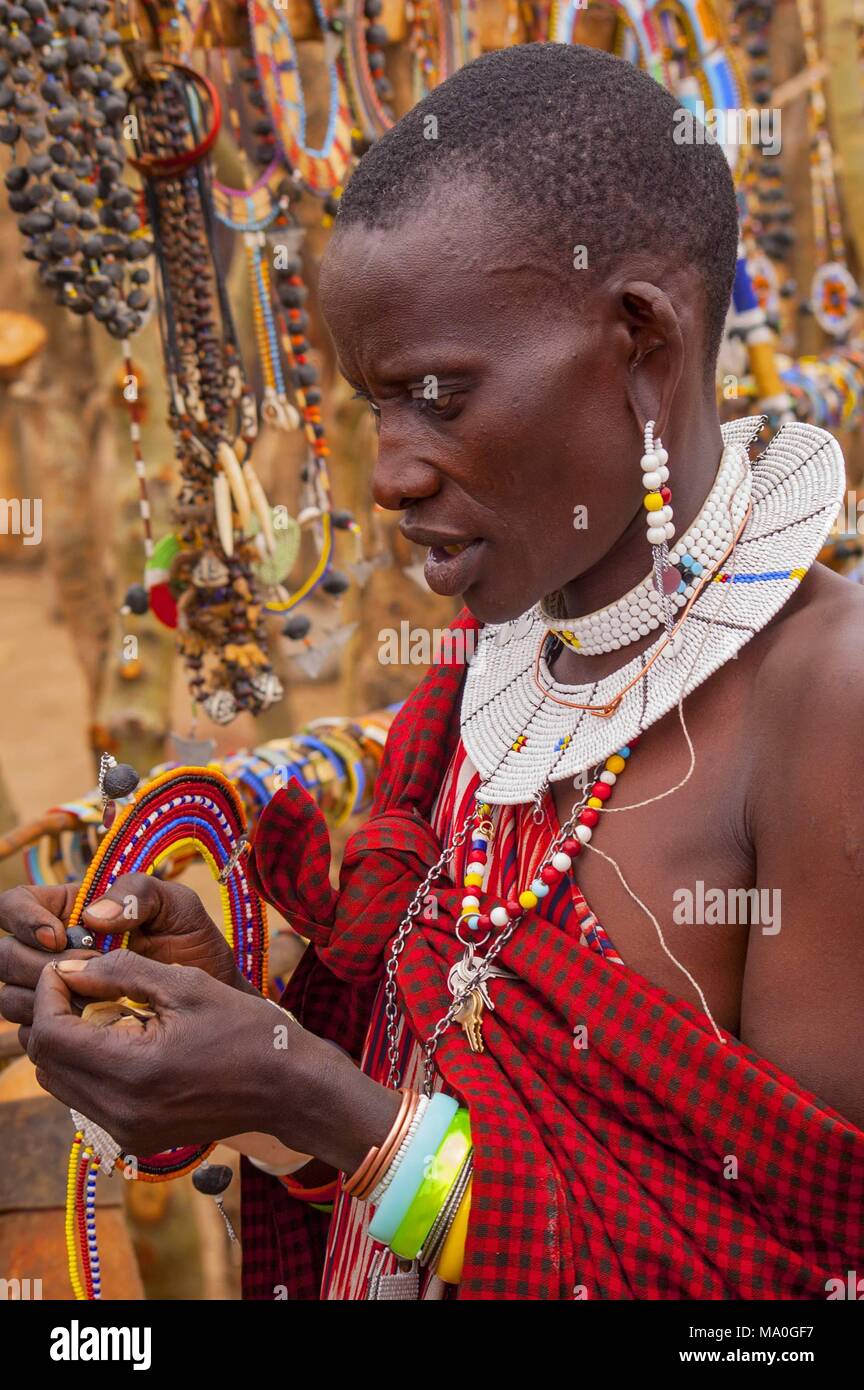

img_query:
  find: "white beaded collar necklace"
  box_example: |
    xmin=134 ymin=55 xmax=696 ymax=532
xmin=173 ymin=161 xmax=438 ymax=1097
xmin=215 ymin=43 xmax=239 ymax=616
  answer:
xmin=540 ymin=429 xmax=753 ymax=655
xmin=461 ymin=417 xmax=845 ymax=804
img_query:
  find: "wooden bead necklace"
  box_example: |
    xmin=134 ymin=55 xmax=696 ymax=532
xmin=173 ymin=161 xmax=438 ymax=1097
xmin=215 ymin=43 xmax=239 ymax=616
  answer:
xmin=127 ymin=57 xmax=284 ymax=722
xmin=0 ymin=0 xmax=153 ymax=336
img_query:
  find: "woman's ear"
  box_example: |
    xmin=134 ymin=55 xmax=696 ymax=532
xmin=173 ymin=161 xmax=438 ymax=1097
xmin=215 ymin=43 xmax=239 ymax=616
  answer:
xmin=617 ymin=280 xmax=684 ymax=441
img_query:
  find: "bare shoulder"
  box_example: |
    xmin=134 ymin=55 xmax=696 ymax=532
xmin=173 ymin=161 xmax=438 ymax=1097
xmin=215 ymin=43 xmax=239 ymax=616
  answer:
xmin=748 ymin=563 xmax=864 ymax=730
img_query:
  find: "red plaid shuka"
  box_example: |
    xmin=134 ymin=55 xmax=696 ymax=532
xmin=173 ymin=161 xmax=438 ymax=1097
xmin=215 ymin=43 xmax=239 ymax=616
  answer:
xmin=241 ymin=609 xmax=864 ymax=1300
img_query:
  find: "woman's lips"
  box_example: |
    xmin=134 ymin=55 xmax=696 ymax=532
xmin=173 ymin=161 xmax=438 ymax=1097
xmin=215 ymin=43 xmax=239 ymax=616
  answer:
xmin=424 ymin=538 xmax=485 ymax=596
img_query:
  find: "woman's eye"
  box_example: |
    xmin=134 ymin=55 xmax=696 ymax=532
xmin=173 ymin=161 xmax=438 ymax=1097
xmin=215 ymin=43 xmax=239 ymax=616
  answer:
xmin=412 ymin=390 xmax=461 ymax=419
xmin=351 ymin=390 xmax=381 ymax=427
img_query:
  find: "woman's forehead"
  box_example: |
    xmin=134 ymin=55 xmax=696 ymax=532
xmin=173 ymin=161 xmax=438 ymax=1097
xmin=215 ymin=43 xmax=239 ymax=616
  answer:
xmin=321 ymin=204 xmax=579 ymax=367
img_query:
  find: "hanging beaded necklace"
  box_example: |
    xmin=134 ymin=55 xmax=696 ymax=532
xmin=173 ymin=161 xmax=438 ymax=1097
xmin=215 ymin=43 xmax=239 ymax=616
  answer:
xmin=796 ymin=0 xmax=862 ymax=339
xmin=551 ymin=0 xmax=669 ymax=87
xmin=127 ymin=57 xmax=283 ymax=723
xmin=341 ymin=0 xmax=458 ymax=143
xmin=247 ymin=0 xmax=353 ymax=196
xmin=0 ymin=0 xmax=152 ymax=336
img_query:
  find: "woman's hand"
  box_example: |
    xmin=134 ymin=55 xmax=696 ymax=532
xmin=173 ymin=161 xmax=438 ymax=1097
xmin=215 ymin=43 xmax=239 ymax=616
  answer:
xmin=0 ymin=875 xmax=253 ymax=1038
xmin=27 ymin=950 xmax=400 ymax=1172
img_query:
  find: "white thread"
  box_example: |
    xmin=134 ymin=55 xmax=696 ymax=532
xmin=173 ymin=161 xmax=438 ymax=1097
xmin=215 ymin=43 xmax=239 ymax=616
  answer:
xmin=589 ymin=445 xmax=750 ymax=817
xmin=561 ymin=447 xmax=750 ymax=1037
xmin=583 ymin=839 xmax=726 ymax=1044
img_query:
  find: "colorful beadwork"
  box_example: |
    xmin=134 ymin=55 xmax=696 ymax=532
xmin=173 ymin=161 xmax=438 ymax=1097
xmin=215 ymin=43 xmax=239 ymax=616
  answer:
xmin=248 ymin=0 xmax=353 ymax=196
xmin=711 ymin=566 xmax=807 ymax=584
xmin=64 ymin=766 xmax=268 ymax=1299
xmin=457 ymin=744 xmax=636 ymax=939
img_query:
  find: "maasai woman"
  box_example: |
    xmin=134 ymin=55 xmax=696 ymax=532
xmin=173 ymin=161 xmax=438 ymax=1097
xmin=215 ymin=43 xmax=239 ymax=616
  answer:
xmin=2 ymin=43 xmax=863 ymax=1300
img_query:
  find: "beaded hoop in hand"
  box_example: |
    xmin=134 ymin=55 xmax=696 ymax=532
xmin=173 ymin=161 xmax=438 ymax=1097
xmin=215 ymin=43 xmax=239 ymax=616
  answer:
xmin=64 ymin=766 xmax=267 ymax=1299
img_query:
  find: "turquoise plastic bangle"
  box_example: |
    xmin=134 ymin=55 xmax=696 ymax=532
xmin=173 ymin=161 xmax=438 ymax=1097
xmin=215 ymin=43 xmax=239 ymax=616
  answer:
xmin=367 ymin=1093 xmax=458 ymax=1244
xmin=390 ymin=1108 xmax=472 ymax=1260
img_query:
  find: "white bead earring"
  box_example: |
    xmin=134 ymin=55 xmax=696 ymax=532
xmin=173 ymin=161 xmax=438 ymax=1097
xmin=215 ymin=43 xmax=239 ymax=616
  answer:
xmin=641 ymin=421 xmax=678 ymax=643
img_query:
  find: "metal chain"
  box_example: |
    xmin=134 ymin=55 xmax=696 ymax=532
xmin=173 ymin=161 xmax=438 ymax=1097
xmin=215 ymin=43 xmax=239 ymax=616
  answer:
xmin=383 ymin=809 xmax=475 ymax=1088
xmin=418 ymin=768 xmax=601 ymax=1094
xmin=381 ymin=751 xmax=604 ymax=1094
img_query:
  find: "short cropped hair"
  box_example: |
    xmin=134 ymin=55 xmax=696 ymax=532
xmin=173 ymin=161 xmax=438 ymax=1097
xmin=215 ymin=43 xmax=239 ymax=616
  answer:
xmin=336 ymin=42 xmax=740 ymax=383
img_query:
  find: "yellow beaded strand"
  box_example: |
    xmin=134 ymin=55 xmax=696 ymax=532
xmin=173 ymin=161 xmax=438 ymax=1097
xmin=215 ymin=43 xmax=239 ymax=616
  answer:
xmin=65 ymin=1132 xmax=86 ymax=1301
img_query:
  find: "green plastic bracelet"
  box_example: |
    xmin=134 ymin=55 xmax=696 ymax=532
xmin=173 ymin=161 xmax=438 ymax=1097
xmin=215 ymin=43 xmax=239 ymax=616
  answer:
xmin=389 ymin=1108 xmax=472 ymax=1261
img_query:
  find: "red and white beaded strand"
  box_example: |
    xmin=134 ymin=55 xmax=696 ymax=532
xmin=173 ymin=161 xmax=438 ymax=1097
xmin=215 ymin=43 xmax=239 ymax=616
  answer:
xmin=456 ymin=742 xmax=637 ymax=940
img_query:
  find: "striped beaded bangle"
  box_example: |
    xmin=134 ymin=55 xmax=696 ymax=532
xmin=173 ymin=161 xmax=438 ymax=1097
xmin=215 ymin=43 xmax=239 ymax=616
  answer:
xmin=367 ymin=1093 xmax=459 ymax=1245
xmin=367 ymin=1094 xmax=429 ymax=1207
xmin=419 ymin=1151 xmax=473 ymax=1270
xmin=389 ymin=1108 xmax=472 ymax=1261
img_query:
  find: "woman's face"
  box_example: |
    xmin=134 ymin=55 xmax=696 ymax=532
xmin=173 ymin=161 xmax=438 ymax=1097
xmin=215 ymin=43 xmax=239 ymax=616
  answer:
xmin=319 ymin=196 xmax=656 ymax=624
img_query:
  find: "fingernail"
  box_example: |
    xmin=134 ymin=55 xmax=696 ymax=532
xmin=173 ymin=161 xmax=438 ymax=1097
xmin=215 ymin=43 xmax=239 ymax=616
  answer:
xmin=83 ymin=898 xmax=123 ymax=922
xmin=35 ymin=926 xmax=60 ymax=950
xmin=56 ymin=959 xmax=90 ymax=974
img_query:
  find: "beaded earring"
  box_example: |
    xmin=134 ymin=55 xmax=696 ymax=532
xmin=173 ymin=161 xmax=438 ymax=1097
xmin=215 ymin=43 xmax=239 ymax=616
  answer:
xmin=641 ymin=420 xmax=677 ymax=639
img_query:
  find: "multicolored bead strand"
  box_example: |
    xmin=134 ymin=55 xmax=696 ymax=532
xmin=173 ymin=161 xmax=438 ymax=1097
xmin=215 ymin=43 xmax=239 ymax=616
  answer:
xmin=457 ymin=742 xmax=637 ymax=939
xmin=64 ymin=765 xmax=268 ymax=1298
xmin=65 ymin=1132 xmax=86 ymax=1302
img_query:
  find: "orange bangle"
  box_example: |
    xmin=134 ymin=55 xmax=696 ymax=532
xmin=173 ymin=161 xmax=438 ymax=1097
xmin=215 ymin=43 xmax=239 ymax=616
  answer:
xmin=354 ymin=1090 xmax=420 ymax=1202
xmin=278 ymin=1175 xmax=339 ymax=1203
xmin=342 ymin=1088 xmax=416 ymax=1200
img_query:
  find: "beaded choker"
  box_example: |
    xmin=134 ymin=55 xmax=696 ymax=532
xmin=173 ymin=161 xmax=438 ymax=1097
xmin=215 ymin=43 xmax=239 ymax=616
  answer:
xmin=540 ymin=432 xmax=754 ymax=655
xmin=461 ymin=417 xmax=845 ymax=805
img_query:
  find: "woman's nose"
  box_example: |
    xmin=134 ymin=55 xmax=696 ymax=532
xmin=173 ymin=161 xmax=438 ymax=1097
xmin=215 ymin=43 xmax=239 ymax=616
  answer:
xmin=371 ymin=416 xmax=440 ymax=512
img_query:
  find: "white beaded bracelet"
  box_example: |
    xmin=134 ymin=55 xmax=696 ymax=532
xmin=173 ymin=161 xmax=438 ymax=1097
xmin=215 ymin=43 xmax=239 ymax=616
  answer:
xmin=367 ymin=1094 xmax=430 ymax=1207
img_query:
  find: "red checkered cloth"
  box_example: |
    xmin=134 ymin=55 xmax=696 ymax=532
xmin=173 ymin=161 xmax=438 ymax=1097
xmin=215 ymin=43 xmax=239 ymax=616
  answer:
xmin=241 ymin=609 xmax=864 ymax=1299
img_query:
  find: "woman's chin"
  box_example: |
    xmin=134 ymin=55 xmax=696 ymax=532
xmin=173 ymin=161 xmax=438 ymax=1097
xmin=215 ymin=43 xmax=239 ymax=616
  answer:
xmin=461 ymin=586 xmax=540 ymax=627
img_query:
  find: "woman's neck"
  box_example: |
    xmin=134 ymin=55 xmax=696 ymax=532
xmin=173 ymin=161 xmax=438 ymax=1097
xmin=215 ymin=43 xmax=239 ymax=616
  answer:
xmin=548 ymin=411 xmax=726 ymax=685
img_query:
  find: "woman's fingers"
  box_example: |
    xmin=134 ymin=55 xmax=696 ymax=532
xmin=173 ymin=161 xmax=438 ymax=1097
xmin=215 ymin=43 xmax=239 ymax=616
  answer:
xmin=0 ymin=883 xmax=79 ymax=951
xmin=51 ymin=949 xmax=204 ymax=1011
xmin=0 ymin=984 xmax=35 ymax=1026
xmin=0 ymin=933 xmax=96 ymax=991
xmin=81 ymin=874 xmax=215 ymax=942
xmin=0 ymin=935 xmax=99 ymax=1028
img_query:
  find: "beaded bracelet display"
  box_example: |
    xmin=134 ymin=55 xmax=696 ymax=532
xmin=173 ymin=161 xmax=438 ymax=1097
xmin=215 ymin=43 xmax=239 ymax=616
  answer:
xmin=63 ymin=765 xmax=267 ymax=1300
xmin=14 ymin=708 xmax=397 ymax=891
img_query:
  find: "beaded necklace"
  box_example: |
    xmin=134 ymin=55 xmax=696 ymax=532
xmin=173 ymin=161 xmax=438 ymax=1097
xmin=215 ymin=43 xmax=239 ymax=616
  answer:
xmin=460 ymin=417 xmax=844 ymax=804
xmin=64 ymin=765 xmax=267 ymax=1300
xmin=444 ymin=742 xmax=636 ymax=1054
xmin=540 ymin=432 xmax=750 ymax=656
xmin=202 ymin=0 xmax=302 ymax=431
xmin=127 ymin=58 xmax=284 ymax=722
xmin=248 ymin=0 xmax=353 ymax=196
xmin=551 ymin=0 xmax=668 ymax=87
xmin=383 ymin=723 xmax=639 ymax=1095
xmin=796 ymin=0 xmax=862 ymax=339
xmin=0 ymin=0 xmax=152 ymax=336
xmin=341 ymin=0 xmax=457 ymax=142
